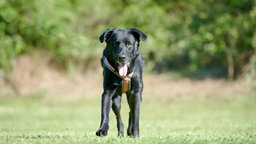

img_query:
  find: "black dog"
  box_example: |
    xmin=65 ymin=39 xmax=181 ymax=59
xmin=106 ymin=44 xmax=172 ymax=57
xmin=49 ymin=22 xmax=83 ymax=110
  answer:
xmin=96 ymin=28 xmax=147 ymax=138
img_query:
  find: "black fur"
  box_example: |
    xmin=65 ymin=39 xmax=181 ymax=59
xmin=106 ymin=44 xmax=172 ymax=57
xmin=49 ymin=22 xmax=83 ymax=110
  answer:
xmin=96 ymin=28 xmax=147 ymax=137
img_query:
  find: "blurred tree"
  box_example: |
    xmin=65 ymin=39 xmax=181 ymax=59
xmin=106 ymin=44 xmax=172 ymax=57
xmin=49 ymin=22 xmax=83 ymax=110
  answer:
xmin=0 ymin=0 xmax=255 ymax=80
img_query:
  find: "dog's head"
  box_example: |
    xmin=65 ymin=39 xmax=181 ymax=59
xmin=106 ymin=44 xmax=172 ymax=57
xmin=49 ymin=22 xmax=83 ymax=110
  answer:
xmin=99 ymin=28 xmax=147 ymax=76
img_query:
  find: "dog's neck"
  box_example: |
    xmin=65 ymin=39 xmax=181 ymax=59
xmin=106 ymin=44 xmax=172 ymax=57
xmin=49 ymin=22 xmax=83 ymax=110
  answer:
xmin=127 ymin=53 xmax=140 ymax=74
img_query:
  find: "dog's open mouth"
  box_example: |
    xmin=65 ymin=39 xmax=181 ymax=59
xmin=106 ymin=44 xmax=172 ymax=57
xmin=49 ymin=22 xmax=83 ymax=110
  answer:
xmin=118 ymin=64 xmax=128 ymax=77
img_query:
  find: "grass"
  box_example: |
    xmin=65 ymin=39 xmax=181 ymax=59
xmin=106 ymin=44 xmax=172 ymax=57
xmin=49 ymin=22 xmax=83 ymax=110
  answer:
xmin=0 ymin=93 xmax=255 ymax=144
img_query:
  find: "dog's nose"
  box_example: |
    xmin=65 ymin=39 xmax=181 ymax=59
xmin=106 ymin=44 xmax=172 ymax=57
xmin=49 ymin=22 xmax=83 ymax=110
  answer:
xmin=119 ymin=55 xmax=126 ymax=61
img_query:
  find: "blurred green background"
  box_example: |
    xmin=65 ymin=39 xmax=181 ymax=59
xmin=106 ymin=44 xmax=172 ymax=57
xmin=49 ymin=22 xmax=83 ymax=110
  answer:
xmin=1 ymin=1 xmax=256 ymax=143
xmin=1 ymin=0 xmax=255 ymax=80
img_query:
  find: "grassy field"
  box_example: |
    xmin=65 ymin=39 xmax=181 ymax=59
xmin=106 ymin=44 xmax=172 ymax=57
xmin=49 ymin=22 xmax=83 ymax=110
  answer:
xmin=0 ymin=92 xmax=255 ymax=144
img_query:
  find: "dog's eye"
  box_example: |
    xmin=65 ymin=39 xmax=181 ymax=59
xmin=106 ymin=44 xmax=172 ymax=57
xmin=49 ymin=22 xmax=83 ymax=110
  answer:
xmin=125 ymin=41 xmax=132 ymax=47
xmin=114 ymin=41 xmax=120 ymax=46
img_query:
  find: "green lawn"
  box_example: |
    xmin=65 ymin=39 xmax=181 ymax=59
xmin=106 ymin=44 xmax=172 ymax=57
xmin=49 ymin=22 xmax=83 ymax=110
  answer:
xmin=0 ymin=94 xmax=255 ymax=144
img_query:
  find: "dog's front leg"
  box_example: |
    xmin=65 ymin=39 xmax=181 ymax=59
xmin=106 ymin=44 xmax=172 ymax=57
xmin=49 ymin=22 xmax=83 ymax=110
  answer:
xmin=96 ymin=90 xmax=114 ymax=136
xmin=133 ymin=93 xmax=141 ymax=137
xmin=127 ymin=89 xmax=142 ymax=138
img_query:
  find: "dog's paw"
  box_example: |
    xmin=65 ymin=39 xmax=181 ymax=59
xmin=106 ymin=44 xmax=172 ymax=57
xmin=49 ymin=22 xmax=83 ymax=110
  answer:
xmin=132 ymin=131 xmax=140 ymax=138
xmin=127 ymin=129 xmax=139 ymax=138
xmin=96 ymin=129 xmax=108 ymax=137
xmin=118 ymin=131 xmax=124 ymax=137
xmin=127 ymin=127 xmax=132 ymax=136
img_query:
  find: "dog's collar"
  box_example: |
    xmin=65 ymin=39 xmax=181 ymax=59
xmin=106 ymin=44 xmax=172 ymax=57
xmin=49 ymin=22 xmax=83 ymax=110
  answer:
xmin=103 ymin=56 xmax=134 ymax=93
xmin=103 ymin=56 xmax=134 ymax=79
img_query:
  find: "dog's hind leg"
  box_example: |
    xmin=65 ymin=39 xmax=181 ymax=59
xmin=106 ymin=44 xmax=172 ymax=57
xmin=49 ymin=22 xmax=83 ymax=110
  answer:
xmin=112 ymin=95 xmax=124 ymax=137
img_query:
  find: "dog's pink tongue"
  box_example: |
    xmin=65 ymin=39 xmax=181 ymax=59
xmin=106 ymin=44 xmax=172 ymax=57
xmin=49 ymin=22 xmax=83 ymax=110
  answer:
xmin=119 ymin=64 xmax=128 ymax=77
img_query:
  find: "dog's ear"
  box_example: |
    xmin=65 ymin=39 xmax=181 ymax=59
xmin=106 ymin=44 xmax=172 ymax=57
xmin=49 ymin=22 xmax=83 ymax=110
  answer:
xmin=128 ymin=28 xmax=147 ymax=41
xmin=99 ymin=28 xmax=115 ymax=43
